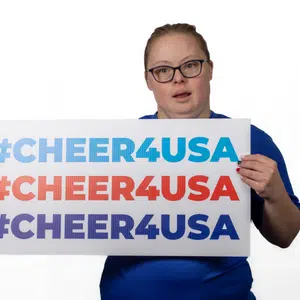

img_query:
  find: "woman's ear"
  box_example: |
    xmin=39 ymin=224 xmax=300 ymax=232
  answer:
xmin=145 ymin=71 xmax=153 ymax=91
xmin=208 ymin=60 xmax=213 ymax=81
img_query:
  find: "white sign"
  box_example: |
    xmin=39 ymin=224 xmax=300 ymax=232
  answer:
xmin=0 ymin=119 xmax=250 ymax=256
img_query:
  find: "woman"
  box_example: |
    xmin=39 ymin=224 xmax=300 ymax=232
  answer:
xmin=100 ymin=23 xmax=300 ymax=300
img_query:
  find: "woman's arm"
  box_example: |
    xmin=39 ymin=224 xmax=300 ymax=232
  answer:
xmin=238 ymin=154 xmax=300 ymax=248
xmin=261 ymin=191 xmax=300 ymax=248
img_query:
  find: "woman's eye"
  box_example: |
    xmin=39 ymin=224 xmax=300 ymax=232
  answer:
xmin=158 ymin=68 xmax=168 ymax=73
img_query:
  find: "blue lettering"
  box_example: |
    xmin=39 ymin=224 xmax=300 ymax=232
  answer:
xmin=66 ymin=138 xmax=86 ymax=162
xmin=39 ymin=138 xmax=63 ymax=162
xmin=161 ymin=214 xmax=185 ymax=240
xmin=13 ymin=138 xmax=36 ymax=163
xmin=188 ymin=137 xmax=210 ymax=162
xmin=162 ymin=138 xmax=185 ymax=162
xmin=135 ymin=214 xmax=159 ymax=239
xmin=37 ymin=214 xmax=61 ymax=239
xmin=112 ymin=138 xmax=135 ymax=162
xmin=111 ymin=214 xmax=134 ymax=239
xmin=210 ymin=137 xmax=239 ymax=162
xmin=136 ymin=138 xmax=160 ymax=162
xmin=88 ymin=214 xmax=108 ymax=239
xmin=65 ymin=214 xmax=85 ymax=239
xmin=187 ymin=214 xmax=210 ymax=240
xmin=210 ymin=214 xmax=239 ymax=240
xmin=11 ymin=214 xmax=34 ymax=239
xmin=89 ymin=138 xmax=109 ymax=162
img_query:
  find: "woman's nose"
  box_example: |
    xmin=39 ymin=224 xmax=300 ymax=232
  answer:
xmin=173 ymin=69 xmax=185 ymax=83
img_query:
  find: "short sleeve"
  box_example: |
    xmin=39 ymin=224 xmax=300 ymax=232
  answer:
xmin=250 ymin=126 xmax=300 ymax=230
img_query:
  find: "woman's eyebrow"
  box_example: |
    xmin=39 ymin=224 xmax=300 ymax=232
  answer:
xmin=151 ymin=55 xmax=198 ymax=67
xmin=152 ymin=60 xmax=171 ymax=67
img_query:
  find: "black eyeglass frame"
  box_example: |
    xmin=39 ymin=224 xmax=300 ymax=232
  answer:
xmin=146 ymin=59 xmax=209 ymax=83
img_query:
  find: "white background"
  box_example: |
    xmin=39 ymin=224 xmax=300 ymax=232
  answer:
xmin=0 ymin=0 xmax=299 ymax=299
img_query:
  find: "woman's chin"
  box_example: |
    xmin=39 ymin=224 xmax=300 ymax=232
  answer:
xmin=167 ymin=110 xmax=199 ymax=119
xmin=158 ymin=103 xmax=209 ymax=119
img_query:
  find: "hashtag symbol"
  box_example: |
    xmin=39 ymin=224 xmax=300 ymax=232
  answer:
xmin=0 ymin=176 xmax=11 ymax=200
xmin=0 ymin=214 xmax=10 ymax=238
xmin=0 ymin=138 xmax=12 ymax=163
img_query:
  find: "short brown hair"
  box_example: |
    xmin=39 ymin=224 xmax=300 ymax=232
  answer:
xmin=144 ymin=23 xmax=211 ymax=71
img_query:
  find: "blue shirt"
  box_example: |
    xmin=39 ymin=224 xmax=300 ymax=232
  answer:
xmin=100 ymin=110 xmax=300 ymax=300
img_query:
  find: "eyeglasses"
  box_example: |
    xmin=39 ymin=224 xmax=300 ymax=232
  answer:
xmin=146 ymin=59 xmax=209 ymax=83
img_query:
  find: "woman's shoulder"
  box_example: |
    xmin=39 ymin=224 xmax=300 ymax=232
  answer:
xmin=139 ymin=113 xmax=157 ymax=119
xmin=138 ymin=110 xmax=273 ymax=147
xmin=211 ymin=111 xmax=273 ymax=148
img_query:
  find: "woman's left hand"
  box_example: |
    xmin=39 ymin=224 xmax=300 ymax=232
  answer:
xmin=237 ymin=154 xmax=287 ymax=203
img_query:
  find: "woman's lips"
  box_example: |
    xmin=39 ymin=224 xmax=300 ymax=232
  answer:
xmin=173 ymin=92 xmax=191 ymax=101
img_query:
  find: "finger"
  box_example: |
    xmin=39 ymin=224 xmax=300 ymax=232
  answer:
xmin=240 ymin=154 xmax=274 ymax=167
xmin=240 ymin=175 xmax=264 ymax=193
xmin=238 ymin=160 xmax=265 ymax=173
xmin=237 ymin=167 xmax=266 ymax=182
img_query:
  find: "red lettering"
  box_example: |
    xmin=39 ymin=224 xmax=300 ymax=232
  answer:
xmin=188 ymin=175 xmax=210 ymax=201
xmin=38 ymin=176 xmax=62 ymax=200
xmin=66 ymin=176 xmax=85 ymax=200
xmin=136 ymin=176 xmax=159 ymax=200
xmin=162 ymin=176 xmax=185 ymax=201
xmin=12 ymin=176 xmax=35 ymax=200
xmin=112 ymin=176 xmax=134 ymax=200
xmin=210 ymin=176 xmax=239 ymax=201
xmin=89 ymin=176 xmax=108 ymax=200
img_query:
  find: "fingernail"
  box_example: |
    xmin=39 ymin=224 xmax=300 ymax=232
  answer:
xmin=236 ymin=168 xmax=240 ymax=172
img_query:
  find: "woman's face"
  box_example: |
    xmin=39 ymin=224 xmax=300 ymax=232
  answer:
xmin=146 ymin=33 xmax=213 ymax=119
